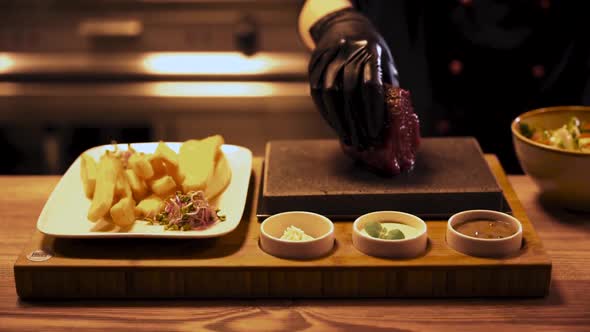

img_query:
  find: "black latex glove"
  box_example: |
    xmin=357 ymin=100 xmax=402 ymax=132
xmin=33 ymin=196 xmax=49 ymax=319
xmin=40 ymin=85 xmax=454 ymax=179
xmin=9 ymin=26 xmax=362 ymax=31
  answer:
xmin=309 ymin=8 xmax=399 ymax=149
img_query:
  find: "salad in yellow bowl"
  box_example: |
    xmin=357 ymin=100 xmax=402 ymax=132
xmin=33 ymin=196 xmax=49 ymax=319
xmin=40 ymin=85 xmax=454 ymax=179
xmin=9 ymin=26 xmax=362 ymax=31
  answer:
xmin=519 ymin=116 xmax=590 ymax=153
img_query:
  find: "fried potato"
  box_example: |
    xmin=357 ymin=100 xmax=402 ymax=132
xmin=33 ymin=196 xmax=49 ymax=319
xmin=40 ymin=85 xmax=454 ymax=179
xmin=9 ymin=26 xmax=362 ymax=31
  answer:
xmin=167 ymin=165 xmax=184 ymax=190
xmin=80 ymin=153 xmax=97 ymax=199
xmin=179 ymin=135 xmax=224 ymax=192
xmin=85 ymin=135 xmax=229 ymax=227
xmin=128 ymin=153 xmax=154 ymax=180
xmin=204 ymin=152 xmax=231 ymax=200
xmin=115 ymin=172 xmax=133 ymax=200
xmin=154 ymin=141 xmax=179 ymax=168
xmin=150 ymin=175 xmax=177 ymax=198
xmin=87 ymin=153 xmax=122 ymax=222
xmin=135 ymin=194 xmax=164 ymax=219
xmin=153 ymin=142 xmax=183 ymax=185
xmin=110 ymin=196 xmax=136 ymax=227
xmin=125 ymin=169 xmax=148 ymax=201
xmin=147 ymin=154 xmax=167 ymax=179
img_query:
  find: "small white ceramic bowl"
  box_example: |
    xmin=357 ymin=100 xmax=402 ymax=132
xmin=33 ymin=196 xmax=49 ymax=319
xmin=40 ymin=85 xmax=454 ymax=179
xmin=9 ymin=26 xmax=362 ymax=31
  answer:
xmin=260 ymin=211 xmax=335 ymax=259
xmin=352 ymin=211 xmax=428 ymax=259
xmin=446 ymin=210 xmax=523 ymax=258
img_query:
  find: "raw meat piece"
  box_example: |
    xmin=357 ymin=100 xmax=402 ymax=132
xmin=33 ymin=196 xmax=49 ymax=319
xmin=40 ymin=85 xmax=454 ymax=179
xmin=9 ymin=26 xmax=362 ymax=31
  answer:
xmin=341 ymin=85 xmax=420 ymax=175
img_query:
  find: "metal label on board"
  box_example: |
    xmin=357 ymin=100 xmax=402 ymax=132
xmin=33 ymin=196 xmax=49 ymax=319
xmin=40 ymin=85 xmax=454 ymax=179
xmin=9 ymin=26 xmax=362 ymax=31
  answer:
xmin=26 ymin=249 xmax=53 ymax=262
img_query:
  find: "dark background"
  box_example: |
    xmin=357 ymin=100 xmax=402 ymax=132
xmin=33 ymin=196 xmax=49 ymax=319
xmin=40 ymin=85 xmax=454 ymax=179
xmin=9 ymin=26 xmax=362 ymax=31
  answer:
xmin=1 ymin=0 xmax=588 ymax=175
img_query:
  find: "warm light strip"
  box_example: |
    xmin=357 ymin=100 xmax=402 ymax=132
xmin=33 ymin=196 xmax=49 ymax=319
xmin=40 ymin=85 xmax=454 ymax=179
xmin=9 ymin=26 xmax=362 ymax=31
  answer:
xmin=149 ymin=82 xmax=275 ymax=97
xmin=142 ymin=52 xmax=276 ymax=75
xmin=0 ymin=54 xmax=14 ymax=72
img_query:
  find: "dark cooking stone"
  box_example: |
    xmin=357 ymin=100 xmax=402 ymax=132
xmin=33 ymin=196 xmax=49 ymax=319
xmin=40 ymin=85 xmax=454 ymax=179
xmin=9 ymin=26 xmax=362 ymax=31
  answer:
xmin=260 ymin=138 xmax=508 ymax=219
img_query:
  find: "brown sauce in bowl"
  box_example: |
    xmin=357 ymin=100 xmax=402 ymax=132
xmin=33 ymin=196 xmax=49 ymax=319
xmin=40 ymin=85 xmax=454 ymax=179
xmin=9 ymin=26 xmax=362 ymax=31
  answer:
xmin=453 ymin=219 xmax=517 ymax=239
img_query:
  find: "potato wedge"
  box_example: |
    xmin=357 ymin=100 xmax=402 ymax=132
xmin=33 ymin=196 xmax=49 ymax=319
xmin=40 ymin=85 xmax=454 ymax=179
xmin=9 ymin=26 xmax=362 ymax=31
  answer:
xmin=128 ymin=153 xmax=154 ymax=180
xmin=125 ymin=169 xmax=148 ymax=201
xmin=87 ymin=153 xmax=122 ymax=222
xmin=166 ymin=164 xmax=184 ymax=190
xmin=135 ymin=194 xmax=164 ymax=219
xmin=205 ymin=152 xmax=231 ymax=200
xmin=152 ymin=141 xmax=183 ymax=185
xmin=80 ymin=153 xmax=97 ymax=199
xmin=115 ymin=172 xmax=133 ymax=200
xmin=150 ymin=175 xmax=177 ymax=198
xmin=110 ymin=196 xmax=136 ymax=227
xmin=179 ymin=135 xmax=224 ymax=192
xmin=148 ymin=154 xmax=167 ymax=179
xmin=153 ymin=141 xmax=179 ymax=168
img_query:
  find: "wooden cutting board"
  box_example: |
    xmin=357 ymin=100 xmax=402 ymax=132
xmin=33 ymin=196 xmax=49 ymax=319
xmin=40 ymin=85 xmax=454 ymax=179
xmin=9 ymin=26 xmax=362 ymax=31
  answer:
xmin=258 ymin=138 xmax=510 ymax=219
xmin=13 ymin=156 xmax=551 ymax=299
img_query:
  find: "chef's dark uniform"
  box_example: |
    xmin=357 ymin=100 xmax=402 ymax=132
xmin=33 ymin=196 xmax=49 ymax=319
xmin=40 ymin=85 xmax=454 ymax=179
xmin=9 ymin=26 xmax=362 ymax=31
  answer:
xmin=351 ymin=0 xmax=590 ymax=173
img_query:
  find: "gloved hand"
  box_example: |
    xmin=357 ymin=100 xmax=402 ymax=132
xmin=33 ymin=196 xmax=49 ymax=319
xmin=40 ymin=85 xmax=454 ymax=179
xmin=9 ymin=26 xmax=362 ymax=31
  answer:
xmin=308 ymin=8 xmax=399 ymax=149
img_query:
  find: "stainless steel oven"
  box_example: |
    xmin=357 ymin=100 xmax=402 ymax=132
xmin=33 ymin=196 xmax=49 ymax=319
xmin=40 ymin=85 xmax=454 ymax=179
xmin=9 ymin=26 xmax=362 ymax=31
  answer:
xmin=0 ymin=0 xmax=333 ymax=173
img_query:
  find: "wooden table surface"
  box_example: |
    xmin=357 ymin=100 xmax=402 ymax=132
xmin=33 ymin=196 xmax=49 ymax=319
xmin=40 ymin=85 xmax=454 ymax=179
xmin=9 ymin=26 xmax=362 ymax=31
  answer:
xmin=1 ymin=175 xmax=589 ymax=331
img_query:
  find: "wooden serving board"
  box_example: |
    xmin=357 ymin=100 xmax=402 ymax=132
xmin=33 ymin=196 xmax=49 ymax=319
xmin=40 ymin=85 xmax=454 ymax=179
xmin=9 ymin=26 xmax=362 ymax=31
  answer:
xmin=14 ymin=156 xmax=551 ymax=299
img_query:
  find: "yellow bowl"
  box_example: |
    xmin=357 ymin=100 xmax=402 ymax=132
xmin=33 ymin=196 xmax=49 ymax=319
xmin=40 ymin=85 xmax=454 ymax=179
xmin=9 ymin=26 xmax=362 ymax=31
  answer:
xmin=511 ymin=106 xmax=590 ymax=211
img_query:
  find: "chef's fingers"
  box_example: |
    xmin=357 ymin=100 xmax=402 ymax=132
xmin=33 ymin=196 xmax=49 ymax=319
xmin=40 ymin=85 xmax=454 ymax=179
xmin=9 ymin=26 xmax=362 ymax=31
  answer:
xmin=362 ymin=44 xmax=387 ymax=142
xmin=379 ymin=44 xmax=399 ymax=87
xmin=309 ymin=47 xmax=338 ymax=89
xmin=309 ymin=48 xmax=327 ymax=89
xmin=309 ymin=47 xmax=346 ymax=138
xmin=343 ymin=43 xmax=370 ymax=148
xmin=322 ymin=46 xmax=354 ymax=143
xmin=355 ymin=49 xmax=375 ymax=148
xmin=321 ymin=85 xmax=347 ymax=142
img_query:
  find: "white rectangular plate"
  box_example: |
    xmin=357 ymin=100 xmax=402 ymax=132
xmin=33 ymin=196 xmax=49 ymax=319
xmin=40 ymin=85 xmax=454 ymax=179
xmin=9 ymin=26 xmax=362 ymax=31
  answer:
xmin=37 ymin=143 xmax=252 ymax=238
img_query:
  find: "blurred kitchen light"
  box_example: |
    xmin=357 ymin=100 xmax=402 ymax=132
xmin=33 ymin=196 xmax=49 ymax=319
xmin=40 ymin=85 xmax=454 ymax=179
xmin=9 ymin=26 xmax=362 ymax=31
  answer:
xmin=78 ymin=19 xmax=143 ymax=38
xmin=142 ymin=52 xmax=274 ymax=75
xmin=150 ymin=82 xmax=275 ymax=97
xmin=0 ymin=54 xmax=14 ymax=72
